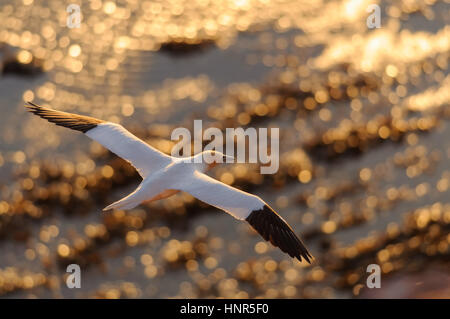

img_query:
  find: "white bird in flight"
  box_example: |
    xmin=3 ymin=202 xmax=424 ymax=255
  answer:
xmin=25 ymin=102 xmax=312 ymax=263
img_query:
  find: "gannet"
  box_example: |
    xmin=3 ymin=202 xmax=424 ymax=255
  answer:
xmin=25 ymin=102 xmax=312 ymax=263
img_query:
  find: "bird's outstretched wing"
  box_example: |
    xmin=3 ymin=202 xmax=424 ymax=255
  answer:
xmin=177 ymin=171 xmax=312 ymax=263
xmin=25 ymin=102 xmax=172 ymax=178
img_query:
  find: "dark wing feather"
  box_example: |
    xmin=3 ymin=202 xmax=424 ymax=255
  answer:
xmin=246 ymin=205 xmax=312 ymax=263
xmin=25 ymin=101 xmax=104 ymax=133
xmin=25 ymin=101 xmax=172 ymax=178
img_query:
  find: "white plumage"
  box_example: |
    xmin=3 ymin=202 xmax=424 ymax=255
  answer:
xmin=86 ymin=123 xmax=171 ymax=178
xmin=25 ymin=102 xmax=312 ymax=263
xmin=179 ymin=170 xmax=264 ymax=220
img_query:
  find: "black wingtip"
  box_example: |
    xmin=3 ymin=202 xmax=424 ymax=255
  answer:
xmin=24 ymin=101 xmax=44 ymax=115
xmin=25 ymin=100 xmax=39 ymax=110
xmin=301 ymin=248 xmax=313 ymax=264
xmin=246 ymin=205 xmax=313 ymax=263
xmin=24 ymin=101 xmax=104 ymax=133
xmin=25 ymin=101 xmax=37 ymax=107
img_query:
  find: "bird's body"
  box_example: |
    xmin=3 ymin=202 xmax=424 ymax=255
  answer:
xmin=25 ymin=102 xmax=312 ymax=263
xmin=105 ymin=157 xmax=195 ymax=211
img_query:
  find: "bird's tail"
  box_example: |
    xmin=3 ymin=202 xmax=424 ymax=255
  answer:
xmin=103 ymin=184 xmax=143 ymax=211
xmin=103 ymin=197 xmax=140 ymax=211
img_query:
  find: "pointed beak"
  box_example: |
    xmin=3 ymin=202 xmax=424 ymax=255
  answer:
xmin=223 ymin=155 xmax=235 ymax=163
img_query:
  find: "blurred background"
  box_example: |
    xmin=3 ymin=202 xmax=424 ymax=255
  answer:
xmin=0 ymin=0 xmax=449 ymax=298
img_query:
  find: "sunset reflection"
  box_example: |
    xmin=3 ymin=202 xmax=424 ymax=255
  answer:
xmin=0 ymin=0 xmax=449 ymax=299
